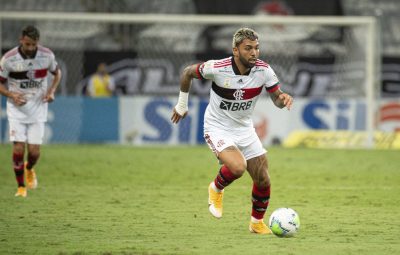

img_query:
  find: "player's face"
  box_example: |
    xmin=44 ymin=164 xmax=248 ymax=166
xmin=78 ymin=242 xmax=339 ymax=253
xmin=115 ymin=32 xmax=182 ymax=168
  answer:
xmin=234 ymin=39 xmax=260 ymax=68
xmin=19 ymin=36 xmax=38 ymax=57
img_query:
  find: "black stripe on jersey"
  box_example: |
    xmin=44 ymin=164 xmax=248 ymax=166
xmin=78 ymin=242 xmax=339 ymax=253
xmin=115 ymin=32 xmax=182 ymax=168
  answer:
xmin=212 ymin=82 xmax=235 ymax=100
xmin=212 ymin=83 xmax=263 ymax=100
xmin=9 ymin=71 xmax=29 ymax=80
xmin=8 ymin=69 xmax=48 ymax=80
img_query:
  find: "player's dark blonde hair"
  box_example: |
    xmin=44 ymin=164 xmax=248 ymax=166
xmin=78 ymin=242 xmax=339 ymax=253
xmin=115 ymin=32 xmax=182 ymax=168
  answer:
xmin=232 ymin=28 xmax=259 ymax=48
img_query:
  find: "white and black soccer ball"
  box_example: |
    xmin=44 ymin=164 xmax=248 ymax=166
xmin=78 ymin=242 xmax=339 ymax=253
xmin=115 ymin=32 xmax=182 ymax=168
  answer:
xmin=268 ymin=208 xmax=300 ymax=237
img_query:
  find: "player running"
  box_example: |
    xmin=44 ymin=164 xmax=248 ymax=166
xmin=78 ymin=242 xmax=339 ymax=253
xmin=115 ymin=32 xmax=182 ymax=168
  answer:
xmin=0 ymin=25 xmax=62 ymax=197
xmin=171 ymin=27 xmax=293 ymax=234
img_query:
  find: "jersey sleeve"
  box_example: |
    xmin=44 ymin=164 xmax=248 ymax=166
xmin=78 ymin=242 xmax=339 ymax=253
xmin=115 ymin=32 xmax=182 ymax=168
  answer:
xmin=198 ymin=60 xmax=215 ymax=80
xmin=48 ymin=51 xmax=59 ymax=74
xmin=0 ymin=56 xmax=9 ymax=83
xmin=264 ymin=66 xmax=280 ymax=93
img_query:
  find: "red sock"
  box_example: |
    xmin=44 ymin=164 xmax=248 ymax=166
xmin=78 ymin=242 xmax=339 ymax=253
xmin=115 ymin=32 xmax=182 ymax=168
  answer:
xmin=214 ymin=165 xmax=239 ymax=190
xmin=13 ymin=153 xmax=25 ymax=187
xmin=251 ymin=183 xmax=271 ymax=220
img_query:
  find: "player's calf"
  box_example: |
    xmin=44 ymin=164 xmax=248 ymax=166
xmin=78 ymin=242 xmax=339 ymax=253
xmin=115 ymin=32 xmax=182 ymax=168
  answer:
xmin=13 ymin=152 xmax=25 ymax=188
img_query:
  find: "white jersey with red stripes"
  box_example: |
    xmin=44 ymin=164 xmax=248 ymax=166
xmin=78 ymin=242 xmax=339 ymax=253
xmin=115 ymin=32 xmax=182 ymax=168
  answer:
xmin=0 ymin=45 xmax=58 ymax=123
xmin=198 ymin=56 xmax=280 ymax=131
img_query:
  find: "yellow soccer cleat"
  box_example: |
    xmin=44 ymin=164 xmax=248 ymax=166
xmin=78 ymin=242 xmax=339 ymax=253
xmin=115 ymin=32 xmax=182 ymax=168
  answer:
xmin=25 ymin=163 xmax=38 ymax=189
xmin=208 ymin=182 xmax=224 ymax=218
xmin=249 ymin=219 xmax=272 ymax=234
xmin=15 ymin=187 xmax=27 ymax=197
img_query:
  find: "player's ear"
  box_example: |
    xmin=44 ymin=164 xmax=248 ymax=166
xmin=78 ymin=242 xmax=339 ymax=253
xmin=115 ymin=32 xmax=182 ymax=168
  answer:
xmin=232 ymin=47 xmax=238 ymax=57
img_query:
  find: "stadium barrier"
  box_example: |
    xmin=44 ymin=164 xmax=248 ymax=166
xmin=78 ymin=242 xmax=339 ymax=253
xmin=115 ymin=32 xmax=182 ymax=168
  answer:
xmin=1 ymin=96 xmax=399 ymax=148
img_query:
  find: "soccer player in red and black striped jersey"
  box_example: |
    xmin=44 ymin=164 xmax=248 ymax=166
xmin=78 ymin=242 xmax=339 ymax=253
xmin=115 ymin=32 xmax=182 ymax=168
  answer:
xmin=171 ymin=27 xmax=293 ymax=234
xmin=0 ymin=26 xmax=62 ymax=197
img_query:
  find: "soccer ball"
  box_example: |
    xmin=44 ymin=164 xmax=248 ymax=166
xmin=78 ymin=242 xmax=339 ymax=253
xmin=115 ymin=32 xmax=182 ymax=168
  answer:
xmin=268 ymin=208 xmax=300 ymax=237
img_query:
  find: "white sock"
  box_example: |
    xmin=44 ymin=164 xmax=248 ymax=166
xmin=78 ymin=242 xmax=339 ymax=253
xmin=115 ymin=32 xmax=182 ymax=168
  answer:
xmin=211 ymin=181 xmax=223 ymax=192
xmin=251 ymin=216 xmax=263 ymax=223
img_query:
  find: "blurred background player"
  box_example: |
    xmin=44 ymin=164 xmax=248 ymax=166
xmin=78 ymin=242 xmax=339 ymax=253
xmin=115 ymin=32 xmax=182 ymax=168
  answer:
xmin=86 ymin=62 xmax=115 ymax=97
xmin=171 ymin=27 xmax=293 ymax=234
xmin=0 ymin=25 xmax=62 ymax=197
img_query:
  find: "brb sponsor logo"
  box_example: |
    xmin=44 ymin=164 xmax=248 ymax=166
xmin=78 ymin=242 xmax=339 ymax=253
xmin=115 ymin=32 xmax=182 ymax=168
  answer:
xmin=20 ymin=79 xmax=43 ymax=89
xmin=220 ymin=100 xmax=252 ymax=111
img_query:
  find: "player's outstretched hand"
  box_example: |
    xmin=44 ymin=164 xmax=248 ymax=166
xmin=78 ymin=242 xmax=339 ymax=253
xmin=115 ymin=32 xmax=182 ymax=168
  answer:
xmin=11 ymin=92 xmax=27 ymax=106
xmin=279 ymin=93 xmax=293 ymax=110
xmin=171 ymin=108 xmax=187 ymax=124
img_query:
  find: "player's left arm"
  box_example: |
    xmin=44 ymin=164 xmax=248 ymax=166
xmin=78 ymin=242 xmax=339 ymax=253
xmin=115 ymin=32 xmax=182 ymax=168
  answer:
xmin=269 ymin=88 xmax=293 ymax=110
xmin=43 ymin=67 xmax=62 ymax=103
xmin=263 ymin=63 xmax=293 ymax=110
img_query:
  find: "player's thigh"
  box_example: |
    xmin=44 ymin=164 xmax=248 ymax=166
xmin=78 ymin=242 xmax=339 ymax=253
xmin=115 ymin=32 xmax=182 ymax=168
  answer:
xmin=204 ymin=131 xmax=246 ymax=174
xmin=27 ymin=122 xmax=45 ymax=145
xmin=218 ymin=146 xmax=247 ymax=175
xmin=9 ymin=121 xmax=28 ymax=143
xmin=204 ymin=131 xmax=234 ymax=158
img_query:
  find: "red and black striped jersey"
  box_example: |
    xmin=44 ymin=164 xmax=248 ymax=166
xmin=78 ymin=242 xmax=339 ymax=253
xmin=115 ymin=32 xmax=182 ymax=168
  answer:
xmin=0 ymin=45 xmax=58 ymax=123
xmin=198 ymin=56 xmax=280 ymax=130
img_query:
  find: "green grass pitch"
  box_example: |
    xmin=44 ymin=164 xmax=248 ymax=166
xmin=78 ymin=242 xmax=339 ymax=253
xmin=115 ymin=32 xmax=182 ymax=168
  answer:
xmin=0 ymin=144 xmax=399 ymax=255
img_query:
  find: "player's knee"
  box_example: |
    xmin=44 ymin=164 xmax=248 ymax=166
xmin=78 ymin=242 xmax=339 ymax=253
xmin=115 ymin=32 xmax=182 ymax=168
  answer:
xmin=229 ymin=161 xmax=247 ymax=177
xmin=28 ymin=151 xmax=40 ymax=161
xmin=13 ymin=143 xmax=25 ymax=155
xmin=13 ymin=149 xmax=24 ymax=157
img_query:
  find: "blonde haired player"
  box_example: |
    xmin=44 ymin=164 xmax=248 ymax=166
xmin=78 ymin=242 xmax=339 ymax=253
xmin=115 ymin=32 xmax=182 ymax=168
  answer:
xmin=171 ymin=28 xmax=293 ymax=234
xmin=0 ymin=26 xmax=62 ymax=197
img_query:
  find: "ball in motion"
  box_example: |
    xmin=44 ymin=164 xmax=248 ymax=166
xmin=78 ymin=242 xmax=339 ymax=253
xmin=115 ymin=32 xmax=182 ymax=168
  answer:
xmin=268 ymin=208 xmax=300 ymax=237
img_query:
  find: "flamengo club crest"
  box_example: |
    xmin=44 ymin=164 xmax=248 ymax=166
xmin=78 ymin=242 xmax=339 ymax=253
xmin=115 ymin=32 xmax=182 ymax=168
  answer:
xmin=26 ymin=70 xmax=35 ymax=79
xmin=233 ymin=89 xmax=245 ymax=100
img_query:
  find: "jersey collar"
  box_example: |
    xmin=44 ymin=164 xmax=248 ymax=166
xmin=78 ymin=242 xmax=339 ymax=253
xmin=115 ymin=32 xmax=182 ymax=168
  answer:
xmin=231 ymin=56 xmax=251 ymax=76
xmin=18 ymin=46 xmax=37 ymax=59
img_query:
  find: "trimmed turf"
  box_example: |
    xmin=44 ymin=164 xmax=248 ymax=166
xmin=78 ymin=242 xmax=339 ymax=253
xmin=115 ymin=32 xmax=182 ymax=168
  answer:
xmin=0 ymin=144 xmax=399 ymax=255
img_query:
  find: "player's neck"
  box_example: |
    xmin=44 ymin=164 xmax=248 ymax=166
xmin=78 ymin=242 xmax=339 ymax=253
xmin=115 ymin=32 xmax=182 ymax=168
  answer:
xmin=18 ymin=46 xmax=37 ymax=59
xmin=233 ymin=57 xmax=250 ymax=75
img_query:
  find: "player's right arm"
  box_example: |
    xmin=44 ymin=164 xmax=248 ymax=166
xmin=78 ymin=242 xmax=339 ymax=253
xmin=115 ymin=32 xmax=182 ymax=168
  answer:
xmin=171 ymin=63 xmax=202 ymax=124
xmin=0 ymin=83 xmax=27 ymax=106
xmin=0 ymin=58 xmax=27 ymax=106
